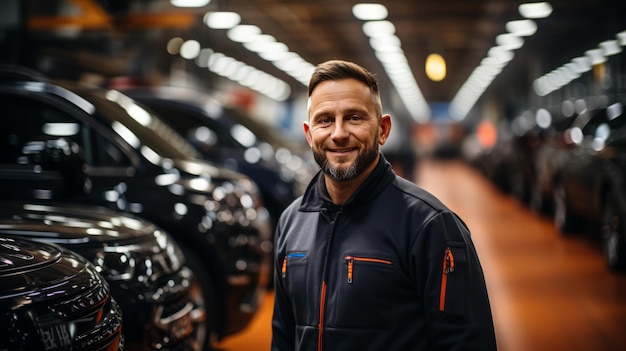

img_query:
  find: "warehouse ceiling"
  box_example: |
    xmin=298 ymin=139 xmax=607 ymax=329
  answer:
xmin=18 ymin=0 xmax=626 ymax=121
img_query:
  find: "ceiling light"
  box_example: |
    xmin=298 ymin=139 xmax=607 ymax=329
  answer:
xmin=618 ymin=30 xmax=626 ymax=46
xmin=571 ymin=56 xmax=592 ymax=73
xmin=180 ymin=40 xmax=201 ymax=59
xmin=425 ymin=53 xmax=446 ymax=82
xmin=585 ymin=48 xmax=606 ymax=65
xmin=599 ymin=39 xmax=622 ymax=56
xmin=166 ymin=37 xmax=184 ymax=55
xmin=506 ymin=19 xmax=537 ymax=36
xmin=518 ymin=2 xmax=553 ymax=19
xmin=352 ymin=3 xmax=388 ymax=20
xmin=204 ymin=11 xmax=241 ymax=29
xmin=227 ymin=25 xmax=262 ymax=43
xmin=369 ymin=35 xmax=401 ymax=51
xmin=195 ymin=48 xmax=214 ymax=67
xmin=242 ymin=34 xmax=277 ymax=52
xmin=362 ymin=20 xmax=395 ymax=37
xmin=170 ymin=0 xmax=211 ymax=7
xmin=495 ymin=33 xmax=524 ymax=50
xmin=488 ymin=46 xmax=515 ymax=64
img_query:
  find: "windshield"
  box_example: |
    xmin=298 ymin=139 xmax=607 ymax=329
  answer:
xmin=76 ymin=87 xmax=202 ymax=161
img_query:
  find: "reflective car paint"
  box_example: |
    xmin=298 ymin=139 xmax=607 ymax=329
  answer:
xmin=0 ymin=201 xmax=201 ymax=350
xmin=0 ymin=67 xmax=272 ymax=343
xmin=0 ymin=236 xmax=124 ymax=351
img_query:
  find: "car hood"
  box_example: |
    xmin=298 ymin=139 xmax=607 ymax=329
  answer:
xmin=0 ymin=201 xmax=157 ymax=245
xmin=0 ymin=235 xmax=110 ymax=303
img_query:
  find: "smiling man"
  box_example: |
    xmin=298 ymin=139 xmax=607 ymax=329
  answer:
xmin=272 ymin=60 xmax=497 ymax=351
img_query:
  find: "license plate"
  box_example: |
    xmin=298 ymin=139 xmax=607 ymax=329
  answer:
xmin=36 ymin=315 xmax=73 ymax=350
xmin=154 ymin=302 xmax=194 ymax=341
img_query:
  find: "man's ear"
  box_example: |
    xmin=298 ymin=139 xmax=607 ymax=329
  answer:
xmin=379 ymin=114 xmax=392 ymax=145
xmin=303 ymin=120 xmax=313 ymax=147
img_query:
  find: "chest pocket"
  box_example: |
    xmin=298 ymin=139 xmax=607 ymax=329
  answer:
xmin=344 ymin=256 xmax=392 ymax=283
xmin=281 ymin=251 xmax=310 ymax=321
xmin=333 ymin=255 xmax=395 ymax=328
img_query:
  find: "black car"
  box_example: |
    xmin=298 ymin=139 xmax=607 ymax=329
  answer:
xmin=530 ymin=104 xmax=583 ymax=216
xmin=0 ymin=201 xmax=202 ymax=350
xmin=0 ymin=236 xmax=124 ymax=350
xmin=122 ymin=86 xmax=314 ymax=230
xmin=551 ymin=101 xmax=626 ymax=270
xmin=0 ymin=66 xmax=272 ymax=347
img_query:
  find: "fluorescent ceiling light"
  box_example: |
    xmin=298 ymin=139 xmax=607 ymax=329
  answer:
xmin=204 ymin=11 xmax=241 ymax=29
xmin=618 ymin=30 xmax=626 ymax=46
xmin=227 ymin=25 xmax=262 ymax=43
xmin=585 ymin=48 xmax=606 ymax=65
xmin=571 ymin=56 xmax=592 ymax=73
xmin=362 ymin=20 xmax=395 ymax=37
xmin=599 ymin=40 xmax=622 ymax=56
xmin=180 ymin=40 xmax=201 ymax=59
xmin=518 ymin=2 xmax=553 ymax=19
xmin=506 ymin=19 xmax=537 ymax=36
xmin=171 ymin=0 xmax=211 ymax=7
xmin=352 ymin=3 xmax=388 ymax=20
xmin=495 ymin=33 xmax=524 ymax=50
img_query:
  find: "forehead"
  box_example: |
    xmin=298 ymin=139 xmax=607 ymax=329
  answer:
xmin=308 ymin=78 xmax=374 ymax=113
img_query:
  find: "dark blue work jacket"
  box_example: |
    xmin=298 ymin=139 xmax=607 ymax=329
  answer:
xmin=272 ymin=154 xmax=497 ymax=351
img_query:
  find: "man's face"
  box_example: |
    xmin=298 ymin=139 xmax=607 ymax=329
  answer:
xmin=305 ymin=78 xmax=390 ymax=182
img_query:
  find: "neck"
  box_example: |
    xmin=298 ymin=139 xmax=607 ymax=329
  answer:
xmin=324 ymin=156 xmax=379 ymax=205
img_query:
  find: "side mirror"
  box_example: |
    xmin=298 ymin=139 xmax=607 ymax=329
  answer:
xmin=0 ymin=137 xmax=87 ymax=200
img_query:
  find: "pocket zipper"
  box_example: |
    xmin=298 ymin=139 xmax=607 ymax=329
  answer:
xmin=344 ymin=256 xmax=392 ymax=284
xmin=282 ymin=253 xmax=306 ymax=278
xmin=439 ymin=247 xmax=455 ymax=311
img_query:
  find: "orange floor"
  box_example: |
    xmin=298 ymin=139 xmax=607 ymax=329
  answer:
xmin=216 ymin=158 xmax=626 ymax=351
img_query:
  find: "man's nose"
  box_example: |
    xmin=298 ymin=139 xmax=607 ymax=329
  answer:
xmin=331 ymin=119 xmax=349 ymax=140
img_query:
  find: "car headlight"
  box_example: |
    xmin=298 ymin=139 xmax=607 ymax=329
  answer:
xmin=92 ymin=229 xmax=185 ymax=284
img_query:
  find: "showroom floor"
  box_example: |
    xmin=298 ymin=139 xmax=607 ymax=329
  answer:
xmin=216 ymin=158 xmax=626 ymax=351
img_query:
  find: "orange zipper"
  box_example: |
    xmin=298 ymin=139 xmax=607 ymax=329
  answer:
xmin=318 ymin=281 xmax=327 ymax=351
xmin=281 ymin=257 xmax=287 ymax=278
xmin=439 ymin=247 xmax=455 ymax=311
xmin=282 ymin=253 xmax=306 ymax=279
xmin=345 ymin=256 xmax=392 ymax=284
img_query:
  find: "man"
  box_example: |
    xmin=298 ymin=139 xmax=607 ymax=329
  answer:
xmin=272 ymin=60 xmax=497 ymax=350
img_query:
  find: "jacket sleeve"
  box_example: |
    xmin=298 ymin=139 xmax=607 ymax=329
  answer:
xmin=417 ymin=211 xmax=497 ymax=351
xmin=271 ymin=222 xmax=296 ymax=351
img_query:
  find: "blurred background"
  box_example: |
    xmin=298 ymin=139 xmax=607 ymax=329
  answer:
xmin=1 ymin=1 xmax=626 ymax=350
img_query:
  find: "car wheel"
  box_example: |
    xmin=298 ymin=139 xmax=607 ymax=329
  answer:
xmin=602 ymin=195 xmax=626 ymax=271
xmin=553 ymin=183 xmax=582 ymax=234
xmin=180 ymin=244 xmax=218 ymax=351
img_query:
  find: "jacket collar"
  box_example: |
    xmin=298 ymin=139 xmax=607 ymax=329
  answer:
xmin=299 ymin=153 xmax=396 ymax=212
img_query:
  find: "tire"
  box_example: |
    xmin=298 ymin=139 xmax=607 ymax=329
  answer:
xmin=602 ymin=195 xmax=626 ymax=271
xmin=180 ymin=244 xmax=218 ymax=351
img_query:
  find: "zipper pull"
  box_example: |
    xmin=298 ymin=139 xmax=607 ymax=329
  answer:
xmin=443 ymin=247 xmax=455 ymax=273
xmin=281 ymin=257 xmax=287 ymax=278
xmin=346 ymin=257 xmax=354 ymax=284
xmin=439 ymin=247 xmax=455 ymax=312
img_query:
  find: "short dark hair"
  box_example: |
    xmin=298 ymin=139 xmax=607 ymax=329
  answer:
xmin=308 ymin=60 xmax=382 ymax=117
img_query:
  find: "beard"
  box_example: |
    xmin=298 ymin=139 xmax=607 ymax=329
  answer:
xmin=313 ymin=136 xmax=379 ymax=182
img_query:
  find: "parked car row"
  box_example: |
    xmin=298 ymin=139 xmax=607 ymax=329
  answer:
xmin=0 ymin=201 xmax=200 ymax=350
xmin=469 ymin=96 xmax=626 ymax=272
xmin=0 ymin=65 xmax=310 ymax=349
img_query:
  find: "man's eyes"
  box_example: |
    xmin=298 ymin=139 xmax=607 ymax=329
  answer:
xmin=315 ymin=115 xmax=363 ymax=125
